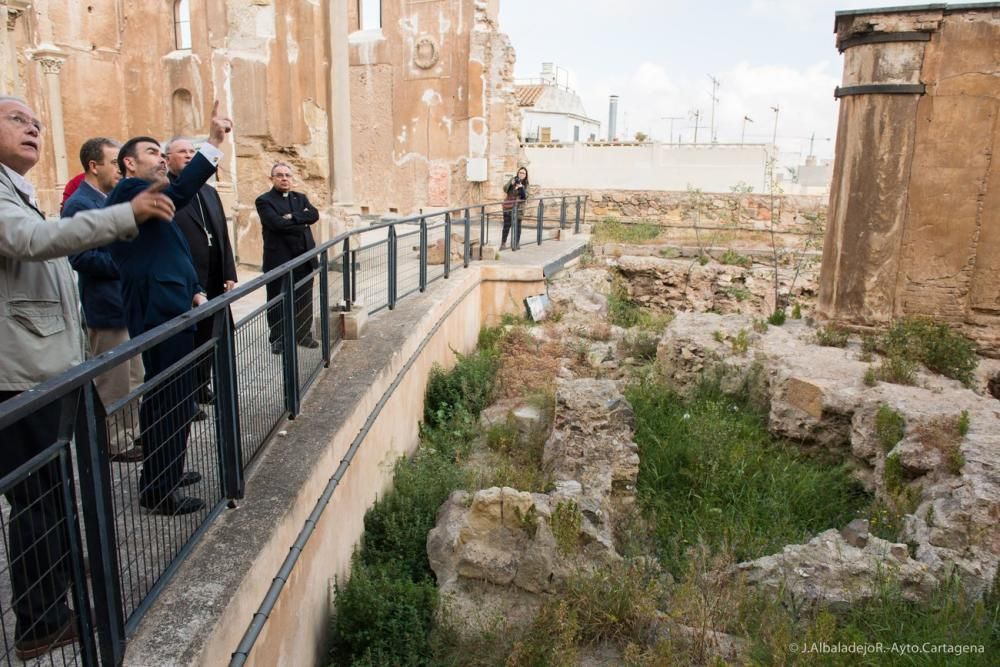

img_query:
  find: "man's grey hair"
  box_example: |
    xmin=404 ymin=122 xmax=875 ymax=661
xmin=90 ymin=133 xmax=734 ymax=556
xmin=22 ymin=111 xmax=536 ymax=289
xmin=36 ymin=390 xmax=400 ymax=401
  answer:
xmin=271 ymin=162 xmax=293 ymax=176
xmin=163 ymin=136 xmax=194 ymax=155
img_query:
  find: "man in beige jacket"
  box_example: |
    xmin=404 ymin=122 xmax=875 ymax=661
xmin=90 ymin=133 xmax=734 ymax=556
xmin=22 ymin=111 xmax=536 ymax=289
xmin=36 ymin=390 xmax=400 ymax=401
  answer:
xmin=0 ymin=95 xmax=173 ymax=659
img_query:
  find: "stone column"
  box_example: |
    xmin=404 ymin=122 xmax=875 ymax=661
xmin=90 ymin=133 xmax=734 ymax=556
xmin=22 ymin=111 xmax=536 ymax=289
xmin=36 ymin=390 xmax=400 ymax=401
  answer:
xmin=327 ymin=0 xmax=354 ymax=207
xmin=1 ymin=3 xmax=27 ymax=95
xmin=31 ymin=46 xmax=69 ymax=188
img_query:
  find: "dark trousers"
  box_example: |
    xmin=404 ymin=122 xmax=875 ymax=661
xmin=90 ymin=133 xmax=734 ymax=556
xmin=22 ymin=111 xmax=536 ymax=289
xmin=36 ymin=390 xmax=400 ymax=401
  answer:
xmin=265 ymin=266 xmax=315 ymax=345
xmin=138 ymin=330 xmax=196 ymax=498
xmin=0 ymin=391 xmax=72 ymax=641
xmin=193 ymin=273 xmax=226 ymax=396
xmin=501 ymin=210 xmax=524 ymax=247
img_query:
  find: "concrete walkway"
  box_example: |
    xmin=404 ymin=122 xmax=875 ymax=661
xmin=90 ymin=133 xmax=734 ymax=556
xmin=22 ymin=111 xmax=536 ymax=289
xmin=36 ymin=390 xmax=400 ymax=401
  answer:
xmin=123 ymin=227 xmax=589 ymax=665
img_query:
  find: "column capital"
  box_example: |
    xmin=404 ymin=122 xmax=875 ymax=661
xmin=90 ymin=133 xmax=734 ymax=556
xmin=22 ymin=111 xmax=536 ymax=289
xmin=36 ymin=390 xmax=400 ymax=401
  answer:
xmin=4 ymin=1 xmax=30 ymax=32
xmin=30 ymin=44 xmax=67 ymax=74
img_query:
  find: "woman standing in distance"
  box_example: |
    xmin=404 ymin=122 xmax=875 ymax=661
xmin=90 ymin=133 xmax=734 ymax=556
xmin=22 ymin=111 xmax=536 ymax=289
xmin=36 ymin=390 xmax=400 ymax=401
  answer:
xmin=500 ymin=166 xmax=529 ymax=250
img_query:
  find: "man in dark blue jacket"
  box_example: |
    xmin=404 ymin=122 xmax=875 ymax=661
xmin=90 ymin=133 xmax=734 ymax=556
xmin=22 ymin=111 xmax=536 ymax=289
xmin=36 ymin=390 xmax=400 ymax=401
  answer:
xmin=66 ymin=137 xmax=145 ymax=462
xmin=106 ymin=102 xmax=232 ymax=516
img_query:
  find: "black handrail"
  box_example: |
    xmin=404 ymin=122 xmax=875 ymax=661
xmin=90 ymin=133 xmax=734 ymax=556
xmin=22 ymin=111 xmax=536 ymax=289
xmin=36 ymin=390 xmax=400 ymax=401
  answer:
xmin=0 ymin=194 xmax=587 ymax=666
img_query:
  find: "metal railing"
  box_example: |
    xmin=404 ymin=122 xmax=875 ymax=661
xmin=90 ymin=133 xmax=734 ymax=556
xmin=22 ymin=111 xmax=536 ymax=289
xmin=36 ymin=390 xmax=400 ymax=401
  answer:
xmin=0 ymin=195 xmax=586 ymax=665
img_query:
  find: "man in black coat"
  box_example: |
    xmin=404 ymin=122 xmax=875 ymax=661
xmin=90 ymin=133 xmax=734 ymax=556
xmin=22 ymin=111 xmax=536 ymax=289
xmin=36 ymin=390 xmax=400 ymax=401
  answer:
xmin=165 ymin=138 xmax=238 ymax=404
xmin=106 ymin=101 xmax=233 ymax=516
xmin=255 ymin=163 xmax=320 ymax=353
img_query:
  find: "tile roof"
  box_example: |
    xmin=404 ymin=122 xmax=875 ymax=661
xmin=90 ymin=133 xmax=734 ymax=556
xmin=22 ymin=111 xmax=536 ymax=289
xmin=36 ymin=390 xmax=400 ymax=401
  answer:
xmin=514 ymin=85 xmax=545 ymax=107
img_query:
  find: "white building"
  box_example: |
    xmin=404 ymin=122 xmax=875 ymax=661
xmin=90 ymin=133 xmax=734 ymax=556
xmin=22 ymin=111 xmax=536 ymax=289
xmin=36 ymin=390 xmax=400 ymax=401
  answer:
xmin=515 ymin=63 xmax=601 ymax=143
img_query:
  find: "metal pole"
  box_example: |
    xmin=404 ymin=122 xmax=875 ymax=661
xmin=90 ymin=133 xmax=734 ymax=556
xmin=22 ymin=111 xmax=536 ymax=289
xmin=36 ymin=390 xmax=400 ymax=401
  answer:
xmin=319 ymin=251 xmax=331 ymax=364
xmin=280 ymin=271 xmax=301 ymax=417
xmin=387 ymin=225 xmax=397 ymax=310
xmin=212 ymin=308 xmax=245 ymax=497
xmin=536 ymin=199 xmax=544 ymax=246
xmin=575 ymin=196 xmax=582 ymax=234
xmin=463 ymin=208 xmax=471 ymax=268
xmin=341 ymin=239 xmax=352 ymax=311
xmin=444 ymin=212 xmax=451 ymax=279
xmin=419 ymin=218 xmax=427 ymax=291
xmin=479 ymin=205 xmax=486 ymax=259
xmin=559 ymin=198 xmax=567 ymax=230
xmin=73 ymin=385 xmax=126 ymax=665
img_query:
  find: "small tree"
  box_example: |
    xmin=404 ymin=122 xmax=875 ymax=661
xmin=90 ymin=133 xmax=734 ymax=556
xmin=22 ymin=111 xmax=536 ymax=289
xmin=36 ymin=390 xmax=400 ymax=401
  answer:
xmin=634 ymin=131 xmax=648 ymax=143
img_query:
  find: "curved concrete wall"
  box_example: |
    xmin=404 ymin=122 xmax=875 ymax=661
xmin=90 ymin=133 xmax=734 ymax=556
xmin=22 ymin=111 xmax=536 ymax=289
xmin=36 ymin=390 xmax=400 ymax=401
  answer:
xmin=124 ymin=263 xmax=546 ymax=666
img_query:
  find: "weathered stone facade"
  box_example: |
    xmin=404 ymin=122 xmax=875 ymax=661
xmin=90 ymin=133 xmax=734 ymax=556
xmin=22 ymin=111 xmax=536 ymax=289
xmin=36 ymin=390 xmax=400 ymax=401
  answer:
xmin=0 ymin=0 xmax=519 ymax=267
xmin=818 ymin=4 xmax=1000 ymax=354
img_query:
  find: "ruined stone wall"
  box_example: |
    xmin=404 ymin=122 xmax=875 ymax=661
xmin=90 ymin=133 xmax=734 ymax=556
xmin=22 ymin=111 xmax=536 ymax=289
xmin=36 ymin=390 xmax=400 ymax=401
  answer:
xmin=538 ymin=188 xmax=827 ymax=230
xmin=348 ymin=0 xmax=519 ymax=215
xmin=2 ymin=0 xmax=520 ymax=267
xmin=819 ymin=6 xmax=1000 ymax=354
xmin=1 ymin=0 xmax=333 ymax=268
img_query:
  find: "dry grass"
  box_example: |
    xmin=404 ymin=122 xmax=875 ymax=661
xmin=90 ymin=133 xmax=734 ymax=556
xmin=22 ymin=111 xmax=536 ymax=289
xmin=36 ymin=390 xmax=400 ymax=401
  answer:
xmin=911 ymin=415 xmax=966 ymax=475
xmin=495 ymin=327 xmax=563 ymax=400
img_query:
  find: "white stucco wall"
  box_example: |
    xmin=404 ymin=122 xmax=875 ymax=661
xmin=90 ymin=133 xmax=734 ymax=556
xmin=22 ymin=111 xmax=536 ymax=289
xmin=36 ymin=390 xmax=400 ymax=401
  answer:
xmin=522 ymin=110 xmax=601 ymax=143
xmin=523 ymin=142 xmax=774 ymax=193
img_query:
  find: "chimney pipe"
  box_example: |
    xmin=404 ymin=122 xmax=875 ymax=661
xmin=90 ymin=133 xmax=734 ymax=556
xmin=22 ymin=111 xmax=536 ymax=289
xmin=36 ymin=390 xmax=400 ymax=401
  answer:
xmin=608 ymin=95 xmax=619 ymax=141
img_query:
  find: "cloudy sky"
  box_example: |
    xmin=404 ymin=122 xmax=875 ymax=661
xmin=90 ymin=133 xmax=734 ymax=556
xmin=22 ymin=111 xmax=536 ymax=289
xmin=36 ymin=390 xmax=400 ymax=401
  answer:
xmin=497 ymin=0 xmax=907 ymax=160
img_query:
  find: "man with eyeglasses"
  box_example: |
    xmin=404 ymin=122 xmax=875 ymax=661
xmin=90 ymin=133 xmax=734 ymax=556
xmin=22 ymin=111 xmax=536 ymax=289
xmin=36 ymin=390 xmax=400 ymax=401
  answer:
xmin=255 ymin=162 xmax=320 ymax=354
xmin=0 ymin=95 xmax=174 ymax=659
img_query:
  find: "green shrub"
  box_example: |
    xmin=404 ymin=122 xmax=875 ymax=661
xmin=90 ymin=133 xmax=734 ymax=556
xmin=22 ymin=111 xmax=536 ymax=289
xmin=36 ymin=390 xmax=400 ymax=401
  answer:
xmin=864 ymin=366 xmax=878 ymax=387
xmin=946 ymin=445 xmax=965 ymax=476
xmin=720 ymin=248 xmax=752 ymax=268
xmin=628 ymin=377 xmax=869 ymax=576
xmin=331 ymin=331 xmax=502 ymax=665
xmin=875 ymin=405 xmax=905 ymax=452
xmin=609 ymin=274 xmax=671 ymax=331
xmin=698 ymin=254 xmax=710 ymax=266
xmin=752 ymin=319 xmax=769 ymax=334
xmin=592 ymin=218 xmax=661 ymax=244
xmin=881 ymin=318 xmax=978 ymax=386
xmin=883 ymin=454 xmax=907 ymax=495
xmin=620 ymin=331 xmax=660 ymax=361
xmin=791 ymin=302 xmax=802 ymax=319
xmin=816 ymin=324 xmax=850 ymax=348
xmin=724 ymin=286 xmax=751 ymax=302
xmin=551 ymin=501 xmax=582 ymax=556
xmin=767 ymin=309 xmax=786 ymax=326
xmin=712 ymin=330 xmax=726 ymax=343
xmin=330 ymin=562 xmax=438 ymax=666
xmin=424 ymin=344 xmax=500 ymax=428
xmin=875 ymin=354 xmax=918 ymax=386
xmin=958 ymin=409 xmax=971 ymax=437
xmin=731 ymin=328 xmax=750 ymax=356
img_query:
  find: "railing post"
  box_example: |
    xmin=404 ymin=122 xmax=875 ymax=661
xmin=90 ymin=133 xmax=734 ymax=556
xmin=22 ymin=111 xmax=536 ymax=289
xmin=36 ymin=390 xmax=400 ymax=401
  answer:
xmin=280 ymin=270 xmax=301 ymax=417
xmin=319 ymin=250 xmax=331 ymax=363
xmin=387 ymin=224 xmax=398 ymax=309
xmin=342 ymin=238 xmax=352 ymax=311
xmin=419 ymin=217 xmax=428 ymax=291
xmin=463 ymin=208 xmax=471 ymax=268
xmin=212 ymin=308 xmax=245 ymax=499
xmin=444 ymin=212 xmax=452 ymax=279
xmin=560 ymin=197 xmax=567 ymax=230
xmin=479 ymin=205 xmax=486 ymax=258
xmin=582 ymin=195 xmax=588 ymax=232
xmin=575 ymin=196 xmax=582 ymax=234
xmin=537 ymin=198 xmax=544 ymax=246
xmin=350 ymin=248 xmax=358 ymax=306
xmin=56 ymin=439 xmax=100 ymax=666
xmin=74 ymin=384 xmax=126 ymax=665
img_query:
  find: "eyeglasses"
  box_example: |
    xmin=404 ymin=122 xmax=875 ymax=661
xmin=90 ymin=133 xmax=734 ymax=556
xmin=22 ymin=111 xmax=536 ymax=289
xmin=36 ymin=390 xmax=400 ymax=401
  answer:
xmin=4 ymin=112 xmax=44 ymax=134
